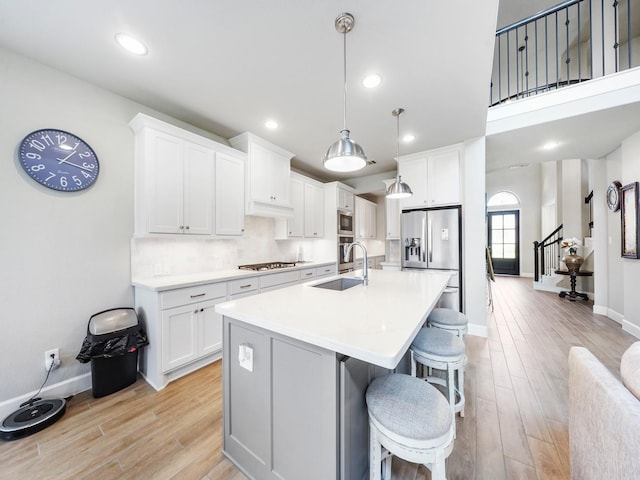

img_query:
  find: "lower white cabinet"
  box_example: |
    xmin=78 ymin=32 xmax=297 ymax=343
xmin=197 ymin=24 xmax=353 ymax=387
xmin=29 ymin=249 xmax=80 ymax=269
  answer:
xmin=161 ymin=297 xmax=225 ymax=372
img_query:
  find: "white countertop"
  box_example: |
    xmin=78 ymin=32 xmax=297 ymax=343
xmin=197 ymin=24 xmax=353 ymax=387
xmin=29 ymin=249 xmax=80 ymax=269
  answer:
xmin=132 ymin=261 xmax=335 ymax=291
xmin=215 ymin=269 xmax=450 ymax=369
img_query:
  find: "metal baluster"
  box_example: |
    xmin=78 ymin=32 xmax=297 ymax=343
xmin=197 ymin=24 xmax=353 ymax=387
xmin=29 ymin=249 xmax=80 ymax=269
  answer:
xmin=546 ymin=15 xmax=550 ymax=91
xmin=507 ymin=32 xmax=511 ymax=100
xmin=578 ymin=0 xmax=582 ymax=82
xmin=525 ymin=25 xmax=530 ymax=96
xmin=628 ymin=0 xmax=632 ymax=69
xmin=565 ymin=7 xmax=571 ymax=85
xmin=556 ymin=11 xmax=560 ymax=88
xmin=498 ymin=36 xmax=502 ymax=103
xmin=590 ymin=0 xmax=594 ymax=79
xmin=535 ymin=20 xmax=540 ymax=94
xmin=613 ymin=0 xmax=619 ymax=72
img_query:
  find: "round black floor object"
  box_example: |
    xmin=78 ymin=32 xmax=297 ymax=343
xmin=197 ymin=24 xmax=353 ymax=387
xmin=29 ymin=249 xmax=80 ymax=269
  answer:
xmin=0 ymin=398 xmax=66 ymax=441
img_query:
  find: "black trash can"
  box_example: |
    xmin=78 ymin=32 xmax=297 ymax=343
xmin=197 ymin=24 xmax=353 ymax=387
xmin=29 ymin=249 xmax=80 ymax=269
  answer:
xmin=76 ymin=308 xmax=149 ymax=398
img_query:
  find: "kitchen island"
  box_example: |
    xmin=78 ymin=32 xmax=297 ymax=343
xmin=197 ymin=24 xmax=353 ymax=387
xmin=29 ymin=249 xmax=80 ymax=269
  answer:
xmin=215 ymin=269 xmax=450 ymax=480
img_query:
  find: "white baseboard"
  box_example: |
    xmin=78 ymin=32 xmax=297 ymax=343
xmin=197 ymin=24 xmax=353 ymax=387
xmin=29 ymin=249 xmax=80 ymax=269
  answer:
xmin=623 ymin=320 xmax=640 ymax=339
xmin=468 ymin=323 xmax=488 ymax=338
xmin=0 ymin=373 xmax=91 ymax=422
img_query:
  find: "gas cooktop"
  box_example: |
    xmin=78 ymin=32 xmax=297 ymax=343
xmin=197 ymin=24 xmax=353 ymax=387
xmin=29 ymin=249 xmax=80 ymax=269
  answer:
xmin=238 ymin=262 xmax=297 ymax=271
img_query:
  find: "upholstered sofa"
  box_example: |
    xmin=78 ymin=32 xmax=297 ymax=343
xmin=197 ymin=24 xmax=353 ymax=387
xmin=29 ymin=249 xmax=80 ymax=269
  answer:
xmin=569 ymin=342 xmax=640 ymax=479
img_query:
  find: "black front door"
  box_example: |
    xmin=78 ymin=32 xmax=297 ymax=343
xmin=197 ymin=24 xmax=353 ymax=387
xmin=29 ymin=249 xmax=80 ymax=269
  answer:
xmin=488 ymin=210 xmax=520 ymax=275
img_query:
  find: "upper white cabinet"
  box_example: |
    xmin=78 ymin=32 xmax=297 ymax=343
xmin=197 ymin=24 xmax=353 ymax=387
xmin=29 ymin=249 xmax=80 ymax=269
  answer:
xmin=304 ymin=182 xmax=324 ymax=238
xmin=385 ymin=197 xmax=400 ymax=239
xmin=337 ymin=187 xmax=354 ymax=212
xmin=399 ymin=145 xmax=462 ymax=210
xmin=129 ymin=113 xmax=246 ymax=237
xmin=215 ymin=151 xmax=245 ymax=235
xmin=275 ymin=172 xmax=324 ymax=239
xmin=229 ymin=132 xmax=294 ymax=218
xmin=355 ymin=196 xmax=377 ymax=239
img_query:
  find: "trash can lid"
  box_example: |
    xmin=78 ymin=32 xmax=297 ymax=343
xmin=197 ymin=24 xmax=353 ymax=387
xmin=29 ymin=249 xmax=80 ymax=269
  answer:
xmin=89 ymin=309 xmax=138 ymax=335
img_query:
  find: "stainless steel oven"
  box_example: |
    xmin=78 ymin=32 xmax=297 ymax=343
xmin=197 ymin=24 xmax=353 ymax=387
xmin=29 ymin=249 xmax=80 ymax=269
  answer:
xmin=338 ymin=211 xmax=354 ymax=235
xmin=338 ymin=236 xmax=354 ymax=273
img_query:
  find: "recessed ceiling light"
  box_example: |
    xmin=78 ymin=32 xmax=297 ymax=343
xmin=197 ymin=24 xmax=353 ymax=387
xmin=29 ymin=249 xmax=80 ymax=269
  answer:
xmin=542 ymin=141 xmax=559 ymax=150
xmin=265 ymin=120 xmax=278 ymax=130
xmin=402 ymin=134 xmax=415 ymax=143
xmin=115 ymin=33 xmax=148 ymax=56
xmin=362 ymin=74 xmax=382 ymax=89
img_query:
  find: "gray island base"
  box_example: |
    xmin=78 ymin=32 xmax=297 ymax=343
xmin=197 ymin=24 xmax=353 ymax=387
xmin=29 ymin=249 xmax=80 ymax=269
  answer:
xmin=216 ymin=269 xmax=451 ymax=480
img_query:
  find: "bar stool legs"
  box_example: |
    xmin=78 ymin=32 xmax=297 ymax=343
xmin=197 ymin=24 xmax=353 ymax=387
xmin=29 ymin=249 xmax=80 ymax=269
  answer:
xmin=366 ymin=374 xmax=455 ymax=480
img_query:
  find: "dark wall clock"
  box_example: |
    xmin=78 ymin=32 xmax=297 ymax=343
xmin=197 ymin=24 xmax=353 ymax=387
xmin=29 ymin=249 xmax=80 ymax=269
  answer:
xmin=18 ymin=129 xmax=99 ymax=191
xmin=607 ymin=180 xmax=622 ymax=212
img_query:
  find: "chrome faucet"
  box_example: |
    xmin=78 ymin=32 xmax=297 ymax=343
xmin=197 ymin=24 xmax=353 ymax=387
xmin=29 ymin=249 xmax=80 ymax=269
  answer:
xmin=344 ymin=241 xmax=368 ymax=285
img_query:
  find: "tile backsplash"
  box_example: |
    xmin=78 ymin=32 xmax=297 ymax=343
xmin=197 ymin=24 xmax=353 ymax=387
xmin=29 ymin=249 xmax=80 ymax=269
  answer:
xmin=131 ymin=216 xmax=335 ymax=278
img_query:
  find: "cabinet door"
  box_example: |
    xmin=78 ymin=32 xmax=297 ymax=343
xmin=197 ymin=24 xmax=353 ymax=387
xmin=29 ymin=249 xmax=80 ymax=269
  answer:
xmin=249 ymin=143 xmax=273 ymax=203
xmin=161 ymin=304 xmax=198 ymax=372
xmin=355 ymin=197 xmax=366 ymax=239
xmin=304 ymin=182 xmax=324 ymax=238
xmin=200 ymin=298 xmax=225 ymax=356
xmin=148 ymin=132 xmax=184 ymax=234
xmin=429 ymin=150 xmax=460 ymax=205
xmin=288 ymin=177 xmax=304 ymax=237
xmin=366 ymin=202 xmax=377 ymax=239
xmin=386 ymin=197 xmax=400 ymax=239
xmin=215 ymin=152 xmax=245 ymax=235
xmin=338 ymin=188 xmax=354 ymax=211
xmin=399 ymin=156 xmax=428 ymax=209
xmin=183 ymin=142 xmax=214 ymax=235
xmin=269 ymin=151 xmax=291 ymax=206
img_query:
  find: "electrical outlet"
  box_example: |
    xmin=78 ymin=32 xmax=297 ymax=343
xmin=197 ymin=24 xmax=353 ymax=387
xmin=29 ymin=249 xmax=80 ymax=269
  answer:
xmin=45 ymin=348 xmax=61 ymax=371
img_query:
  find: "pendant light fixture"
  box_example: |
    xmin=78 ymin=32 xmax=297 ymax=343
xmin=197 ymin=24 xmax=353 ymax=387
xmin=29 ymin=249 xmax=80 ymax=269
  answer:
xmin=323 ymin=12 xmax=367 ymax=172
xmin=386 ymin=108 xmax=413 ymax=199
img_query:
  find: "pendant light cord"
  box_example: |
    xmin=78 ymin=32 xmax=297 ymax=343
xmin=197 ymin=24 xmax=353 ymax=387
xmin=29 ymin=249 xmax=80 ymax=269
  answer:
xmin=342 ymin=28 xmax=348 ymax=132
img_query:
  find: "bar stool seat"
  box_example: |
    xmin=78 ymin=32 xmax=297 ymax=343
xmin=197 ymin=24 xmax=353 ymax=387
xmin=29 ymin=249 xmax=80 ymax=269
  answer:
xmin=427 ymin=308 xmax=469 ymax=337
xmin=411 ymin=327 xmax=466 ymax=420
xmin=366 ymin=373 xmax=455 ymax=480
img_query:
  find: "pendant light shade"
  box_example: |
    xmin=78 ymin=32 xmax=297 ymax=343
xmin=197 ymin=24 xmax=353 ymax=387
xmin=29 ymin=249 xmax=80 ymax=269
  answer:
xmin=323 ymin=13 xmax=367 ymax=172
xmin=386 ymin=108 xmax=413 ymax=199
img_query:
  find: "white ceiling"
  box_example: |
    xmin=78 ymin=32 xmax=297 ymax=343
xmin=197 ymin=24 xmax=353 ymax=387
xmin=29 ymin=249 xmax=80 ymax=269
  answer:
xmin=0 ymin=1 xmax=637 ymax=186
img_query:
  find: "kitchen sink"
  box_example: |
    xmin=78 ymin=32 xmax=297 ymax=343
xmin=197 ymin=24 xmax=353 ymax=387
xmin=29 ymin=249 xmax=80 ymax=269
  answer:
xmin=312 ymin=277 xmax=364 ymax=291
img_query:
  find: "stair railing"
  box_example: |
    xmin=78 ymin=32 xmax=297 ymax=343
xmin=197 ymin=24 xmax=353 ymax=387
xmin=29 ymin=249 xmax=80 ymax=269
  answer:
xmin=490 ymin=0 xmax=636 ymax=106
xmin=533 ymin=224 xmax=563 ymax=282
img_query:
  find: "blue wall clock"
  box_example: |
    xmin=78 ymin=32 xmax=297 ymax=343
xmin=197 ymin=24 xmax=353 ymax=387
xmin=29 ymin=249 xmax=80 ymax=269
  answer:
xmin=19 ymin=129 xmax=99 ymax=192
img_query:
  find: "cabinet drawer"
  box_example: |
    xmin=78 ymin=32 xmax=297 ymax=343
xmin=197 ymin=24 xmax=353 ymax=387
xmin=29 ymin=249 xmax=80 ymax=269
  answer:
xmin=229 ymin=277 xmax=259 ymax=296
xmin=316 ymin=265 xmax=336 ymax=278
xmin=260 ymin=270 xmax=300 ymax=289
xmin=299 ymin=268 xmax=317 ymax=281
xmin=160 ymin=282 xmax=227 ymax=310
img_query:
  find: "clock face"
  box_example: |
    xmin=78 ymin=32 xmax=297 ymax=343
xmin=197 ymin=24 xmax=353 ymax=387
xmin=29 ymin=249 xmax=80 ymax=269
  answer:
xmin=607 ymin=181 xmax=622 ymax=212
xmin=19 ymin=129 xmax=99 ymax=191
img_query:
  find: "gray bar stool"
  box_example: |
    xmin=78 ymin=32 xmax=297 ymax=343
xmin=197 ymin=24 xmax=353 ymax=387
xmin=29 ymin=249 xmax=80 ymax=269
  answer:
xmin=427 ymin=307 xmax=469 ymax=337
xmin=410 ymin=326 xmax=466 ymax=423
xmin=366 ymin=373 xmax=455 ymax=480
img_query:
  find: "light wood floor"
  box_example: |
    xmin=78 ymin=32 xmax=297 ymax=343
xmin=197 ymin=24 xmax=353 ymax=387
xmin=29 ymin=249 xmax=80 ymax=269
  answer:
xmin=1 ymin=276 xmax=636 ymax=479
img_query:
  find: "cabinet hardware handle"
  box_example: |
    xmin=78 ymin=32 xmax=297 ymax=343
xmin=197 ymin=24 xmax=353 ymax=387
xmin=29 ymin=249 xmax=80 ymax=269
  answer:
xmin=190 ymin=293 xmax=206 ymax=298
xmin=240 ymin=284 xmax=252 ymax=289
xmin=180 ymin=226 xmax=184 ymax=229
xmin=305 ymin=273 xmax=313 ymax=276
xmin=200 ymin=308 xmax=204 ymax=312
xmin=185 ymin=226 xmax=190 ymax=230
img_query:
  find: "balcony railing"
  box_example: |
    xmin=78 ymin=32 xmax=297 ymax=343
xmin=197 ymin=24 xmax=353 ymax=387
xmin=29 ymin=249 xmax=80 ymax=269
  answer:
xmin=490 ymin=0 xmax=638 ymax=106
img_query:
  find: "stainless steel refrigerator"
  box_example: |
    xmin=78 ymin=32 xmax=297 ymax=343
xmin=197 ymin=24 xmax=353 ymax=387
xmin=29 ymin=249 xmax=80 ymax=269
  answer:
xmin=401 ymin=206 xmax=462 ymax=311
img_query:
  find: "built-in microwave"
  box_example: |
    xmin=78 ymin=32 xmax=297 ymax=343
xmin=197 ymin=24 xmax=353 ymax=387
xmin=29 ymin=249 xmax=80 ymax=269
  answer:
xmin=338 ymin=211 xmax=354 ymax=235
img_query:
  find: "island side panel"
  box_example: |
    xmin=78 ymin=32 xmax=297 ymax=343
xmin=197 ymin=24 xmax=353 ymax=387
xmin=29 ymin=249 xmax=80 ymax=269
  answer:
xmin=223 ymin=316 xmax=339 ymax=480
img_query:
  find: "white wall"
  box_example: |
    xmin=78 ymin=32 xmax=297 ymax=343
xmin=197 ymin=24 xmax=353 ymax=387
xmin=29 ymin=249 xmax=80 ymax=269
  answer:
xmin=0 ymin=48 xmax=143 ymax=403
xmin=486 ymin=164 xmax=541 ymax=276
xmin=621 ymin=129 xmax=640 ymax=337
xmin=605 ymin=149 xmax=624 ymax=316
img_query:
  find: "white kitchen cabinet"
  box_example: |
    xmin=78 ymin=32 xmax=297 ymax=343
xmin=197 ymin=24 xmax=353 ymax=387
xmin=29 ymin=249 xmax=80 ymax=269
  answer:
xmin=229 ymin=132 xmax=294 ymax=218
xmin=143 ymin=130 xmax=214 ymax=235
xmin=337 ymin=187 xmax=354 ymax=212
xmin=304 ymin=182 xmax=324 ymax=238
xmin=385 ymin=197 xmax=400 ymax=239
xmin=215 ymin=151 xmax=245 ymax=236
xmin=161 ymin=297 xmax=225 ymax=372
xmin=355 ymin=197 xmax=377 ymax=240
xmin=275 ymin=173 xmax=324 ymax=239
xmin=130 ymin=113 xmax=247 ymax=237
xmin=399 ymin=145 xmax=461 ymax=210
xmin=279 ymin=174 xmax=304 ymax=238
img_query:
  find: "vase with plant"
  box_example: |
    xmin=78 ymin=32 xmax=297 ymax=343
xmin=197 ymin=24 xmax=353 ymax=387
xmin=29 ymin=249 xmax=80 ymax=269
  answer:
xmin=561 ymin=237 xmax=583 ymax=272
